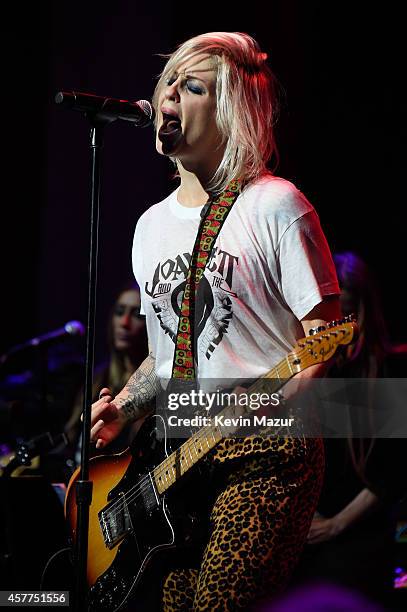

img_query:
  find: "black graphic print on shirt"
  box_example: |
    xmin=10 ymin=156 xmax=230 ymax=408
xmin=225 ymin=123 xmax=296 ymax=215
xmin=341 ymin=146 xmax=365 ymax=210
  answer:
xmin=145 ymin=247 xmax=239 ymax=360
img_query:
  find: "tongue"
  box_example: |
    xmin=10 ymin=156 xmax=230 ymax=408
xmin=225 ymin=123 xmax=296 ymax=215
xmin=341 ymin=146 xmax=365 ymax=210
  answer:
xmin=160 ymin=119 xmax=181 ymax=135
xmin=159 ymin=119 xmax=182 ymax=145
xmin=167 ymin=119 xmax=180 ymax=129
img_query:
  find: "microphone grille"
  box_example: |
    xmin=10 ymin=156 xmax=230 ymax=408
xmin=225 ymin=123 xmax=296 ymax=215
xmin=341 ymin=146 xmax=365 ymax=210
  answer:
xmin=64 ymin=320 xmax=85 ymax=336
xmin=137 ymin=100 xmax=155 ymax=125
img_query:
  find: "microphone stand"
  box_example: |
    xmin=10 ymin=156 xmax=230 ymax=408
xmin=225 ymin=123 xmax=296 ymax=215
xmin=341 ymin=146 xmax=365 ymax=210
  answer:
xmin=55 ymin=92 xmax=153 ymax=611
xmin=72 ymin=114 xmax=114 ymax=612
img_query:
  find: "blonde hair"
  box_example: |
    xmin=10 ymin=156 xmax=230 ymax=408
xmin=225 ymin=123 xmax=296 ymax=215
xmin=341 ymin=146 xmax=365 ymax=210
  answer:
xmin=152 ymin=32 xmax=280 ymax=193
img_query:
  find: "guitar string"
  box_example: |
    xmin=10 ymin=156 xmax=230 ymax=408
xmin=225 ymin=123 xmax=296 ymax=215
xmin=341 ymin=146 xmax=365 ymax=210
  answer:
xmin=99 ymin=357 xmax=291 ymax=524
xmin=100 ymin=330 xmax=346 ymax=525
xmin=100 ymin=419 xmax=223 ymax=525
xmin=100 ymin=329 xmax=349 ymax=524
xmin=100 ymin=349 xmax=296 ymax=520
xmin=100 ymin=329 xmax=348 ymax=525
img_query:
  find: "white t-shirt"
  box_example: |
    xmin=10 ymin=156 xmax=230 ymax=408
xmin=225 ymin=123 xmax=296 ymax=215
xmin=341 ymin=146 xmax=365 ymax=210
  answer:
xmin=132 ymin=175 xmax=339 ymax=387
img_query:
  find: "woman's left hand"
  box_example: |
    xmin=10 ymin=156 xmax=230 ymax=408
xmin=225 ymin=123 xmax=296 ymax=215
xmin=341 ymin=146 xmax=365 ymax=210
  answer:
xmin=306 ymin=515 xmax=344 ymax=545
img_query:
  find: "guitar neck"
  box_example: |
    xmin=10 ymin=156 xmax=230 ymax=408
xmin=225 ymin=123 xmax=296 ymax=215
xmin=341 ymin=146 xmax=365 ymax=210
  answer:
xmin=152 ymin=360 xmax=292 ymax=495
xmin=152 ymin=316 xmax=356 ymax=495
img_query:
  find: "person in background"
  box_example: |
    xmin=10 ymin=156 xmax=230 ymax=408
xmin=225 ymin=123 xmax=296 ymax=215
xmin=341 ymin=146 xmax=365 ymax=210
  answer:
xmin=64 ymin=281 xmax=148 ymax=464
xmin=291 ymin=251 xmax=407 ymax=607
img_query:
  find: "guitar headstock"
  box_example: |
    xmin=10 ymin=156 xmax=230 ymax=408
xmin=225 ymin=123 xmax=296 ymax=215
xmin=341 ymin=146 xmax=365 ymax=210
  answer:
xmin=290 ymin=315 xmax=358 ymax=371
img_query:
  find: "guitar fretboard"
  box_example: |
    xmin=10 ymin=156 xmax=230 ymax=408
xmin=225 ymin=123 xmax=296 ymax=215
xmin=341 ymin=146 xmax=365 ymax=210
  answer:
xmin=153 ymin=359 xmax=294 ymax=495
xmin=152 ymin=319 xmax=355 ymax=495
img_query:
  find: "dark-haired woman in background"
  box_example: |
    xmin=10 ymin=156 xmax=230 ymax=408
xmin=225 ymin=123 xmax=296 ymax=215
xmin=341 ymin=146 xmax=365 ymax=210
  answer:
xmin=64 ymin=282 xmax=148 ymax=464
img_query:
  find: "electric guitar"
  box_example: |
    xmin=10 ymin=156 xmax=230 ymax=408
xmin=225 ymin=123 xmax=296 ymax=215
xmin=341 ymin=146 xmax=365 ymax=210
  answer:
xmin=0 ymin=431 xmax=68 ymax=477
xmin=65 ymin=316 xmax=357 ymax=611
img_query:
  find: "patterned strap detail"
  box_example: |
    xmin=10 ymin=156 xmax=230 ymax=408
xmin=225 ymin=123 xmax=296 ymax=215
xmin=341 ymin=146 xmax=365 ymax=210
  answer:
xmin=171 ymin=179 xmax=242 ymax=380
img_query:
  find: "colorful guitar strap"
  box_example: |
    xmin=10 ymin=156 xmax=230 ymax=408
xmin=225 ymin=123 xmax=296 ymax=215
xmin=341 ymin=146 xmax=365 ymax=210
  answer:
xmin=171 ymin=178 xmax=242 ymax=381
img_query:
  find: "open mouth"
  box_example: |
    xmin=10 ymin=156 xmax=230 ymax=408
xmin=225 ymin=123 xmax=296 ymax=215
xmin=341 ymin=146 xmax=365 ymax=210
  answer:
xmin=159 ymin=111 xmax=182 ymax=136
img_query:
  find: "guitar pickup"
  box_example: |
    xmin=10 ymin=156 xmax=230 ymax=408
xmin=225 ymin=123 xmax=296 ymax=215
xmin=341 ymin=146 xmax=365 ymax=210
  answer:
xmin=99 ymin=493 xmax=132 ymax=549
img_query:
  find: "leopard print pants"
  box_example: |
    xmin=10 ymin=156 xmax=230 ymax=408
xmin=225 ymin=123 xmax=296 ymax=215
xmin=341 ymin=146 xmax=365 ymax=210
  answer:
xmin=162 ymin=437 xmax=324 ymax=611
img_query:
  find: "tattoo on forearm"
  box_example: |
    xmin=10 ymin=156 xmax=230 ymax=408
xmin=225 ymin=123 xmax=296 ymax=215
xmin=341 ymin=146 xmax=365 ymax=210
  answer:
xmin=116 ymin=354 xmax=160 ymax=422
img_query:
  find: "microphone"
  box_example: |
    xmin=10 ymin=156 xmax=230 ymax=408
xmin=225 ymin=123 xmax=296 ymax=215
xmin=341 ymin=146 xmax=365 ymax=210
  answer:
xmin=55 ymin=91 xmax=155 ymax=127
xmin=1 ymin=321 xmax=85 ymax=365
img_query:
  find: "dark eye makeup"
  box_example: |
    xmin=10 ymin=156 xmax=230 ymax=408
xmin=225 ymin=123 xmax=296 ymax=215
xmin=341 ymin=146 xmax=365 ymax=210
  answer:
xmin=166 ymin=75 xmax=204 ymax=95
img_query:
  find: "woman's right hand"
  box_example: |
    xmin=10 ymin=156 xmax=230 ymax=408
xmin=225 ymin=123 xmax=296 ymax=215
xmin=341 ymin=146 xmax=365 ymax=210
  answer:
xmin=90 ymin=387 xmax=128 ymax=450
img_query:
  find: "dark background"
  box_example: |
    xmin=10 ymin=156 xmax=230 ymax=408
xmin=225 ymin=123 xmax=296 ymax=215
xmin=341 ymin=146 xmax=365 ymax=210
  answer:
xmin=1 ymin=0 xmax=404 ymax=364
